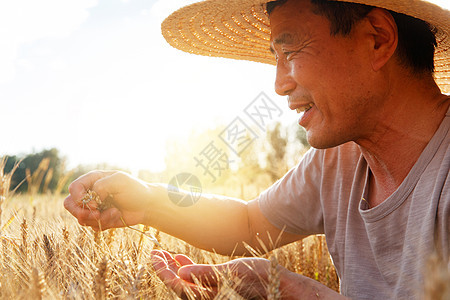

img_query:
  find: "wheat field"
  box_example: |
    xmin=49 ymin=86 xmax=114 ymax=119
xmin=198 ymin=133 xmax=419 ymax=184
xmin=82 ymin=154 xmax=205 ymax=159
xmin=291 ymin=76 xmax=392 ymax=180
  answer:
xmin=0 ymin=190 xmax=341 ymax=299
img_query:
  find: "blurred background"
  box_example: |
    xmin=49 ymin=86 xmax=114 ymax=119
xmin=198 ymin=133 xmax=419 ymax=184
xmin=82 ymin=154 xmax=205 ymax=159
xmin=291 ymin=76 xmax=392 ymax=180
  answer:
xmin=0 ymin=0 xmax=311 ymax=196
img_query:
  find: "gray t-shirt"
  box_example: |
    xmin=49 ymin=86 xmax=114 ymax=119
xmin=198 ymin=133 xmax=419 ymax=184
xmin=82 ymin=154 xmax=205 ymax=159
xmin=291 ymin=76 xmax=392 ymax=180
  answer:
xmin=259 ymin=108 xmax=449 ymax=299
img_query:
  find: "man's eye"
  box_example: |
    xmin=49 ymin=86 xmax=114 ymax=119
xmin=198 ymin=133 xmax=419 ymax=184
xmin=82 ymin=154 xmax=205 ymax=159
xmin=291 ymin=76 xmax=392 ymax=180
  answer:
xmin=283 ymin=50 xmax=297 ymax=60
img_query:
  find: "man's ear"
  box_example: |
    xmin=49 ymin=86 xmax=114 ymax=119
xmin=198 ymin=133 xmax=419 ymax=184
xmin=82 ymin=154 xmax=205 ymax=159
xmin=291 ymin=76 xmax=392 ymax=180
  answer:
xmin=365 ymin=8 xmax=398 ymax=71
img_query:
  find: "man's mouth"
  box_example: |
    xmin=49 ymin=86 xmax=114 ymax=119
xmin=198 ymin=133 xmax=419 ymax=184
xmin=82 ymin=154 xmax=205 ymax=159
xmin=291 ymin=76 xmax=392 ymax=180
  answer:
xmin=295 ymin=103 xmax=313 ymax=114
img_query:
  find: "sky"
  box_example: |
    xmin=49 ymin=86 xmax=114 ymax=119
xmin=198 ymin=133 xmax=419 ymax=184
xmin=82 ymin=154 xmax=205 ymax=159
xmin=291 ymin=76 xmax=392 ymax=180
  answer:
xmin=0 ymin=0 xmax=291 ymax=173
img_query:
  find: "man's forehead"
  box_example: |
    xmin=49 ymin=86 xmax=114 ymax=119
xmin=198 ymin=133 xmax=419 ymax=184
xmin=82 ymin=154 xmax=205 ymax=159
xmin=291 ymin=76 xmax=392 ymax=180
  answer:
xmin=269 ymin=14 xmax=313 ymax=48
xmin=272 ymin=32 xmax=296 ymax=45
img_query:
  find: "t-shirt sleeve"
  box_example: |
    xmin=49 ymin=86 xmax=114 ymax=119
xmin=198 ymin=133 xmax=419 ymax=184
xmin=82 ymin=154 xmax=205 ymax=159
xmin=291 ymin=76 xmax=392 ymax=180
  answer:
xmin=258 ymin=148 xmax=325 ymax=235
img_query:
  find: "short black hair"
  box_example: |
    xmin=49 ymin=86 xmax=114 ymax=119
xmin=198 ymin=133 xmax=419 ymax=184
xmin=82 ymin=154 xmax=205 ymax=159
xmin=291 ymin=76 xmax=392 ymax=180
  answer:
xmin=266 ymin=0 xmax=437 ymax=74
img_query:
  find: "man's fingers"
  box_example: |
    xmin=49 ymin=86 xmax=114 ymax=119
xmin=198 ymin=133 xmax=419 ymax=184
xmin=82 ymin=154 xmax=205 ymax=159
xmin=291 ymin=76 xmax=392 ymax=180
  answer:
xmin=151 ymin=253 xmax=187 ymax=296
xmin=91 ymin=207 xmax=142 ymax=231
xmin=66 ymin=170 xmax=118 ymax=221
xmin=95 ymin=207 xmax=124 ymax=230
xmin=91 ymin=171 xmax=137 ymax=204
xmin=151 ymin=255 xmax=176 ymax=279
xmin=178 ymin=264 xmax=222 ymax=286
xmin=64 ymin=195 xmax=122 ymax=231
xmin=151 ymin=249 xmax=172 ymax=261
xmin=151 ymin=252 xmax=216 ymax=299
xmin=68 ymin=170 xmax=114 ymax=199
xmin=152 ymin=250 xmax=181 ymax=272
xmin=63 ymin=194 xmax=80 ymax=217
xmin=64 ymin=195 xmax=101 ymax=224
xmin=175 ymin=254 xmax=195 ymax=266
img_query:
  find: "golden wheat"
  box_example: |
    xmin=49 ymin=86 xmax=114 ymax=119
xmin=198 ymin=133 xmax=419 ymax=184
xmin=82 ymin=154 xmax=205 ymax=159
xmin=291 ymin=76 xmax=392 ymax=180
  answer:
xmin=0 ymin=192 xmax=344 ymax=299
xmin=267 ymin=254 xmax=281 ymax=300
xmin=0 ymin=154 xmax=342 ymax=300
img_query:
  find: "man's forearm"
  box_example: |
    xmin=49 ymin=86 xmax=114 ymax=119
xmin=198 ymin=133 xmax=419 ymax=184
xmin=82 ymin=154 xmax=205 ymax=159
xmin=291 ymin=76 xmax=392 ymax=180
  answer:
xmin=143 ymin=183 xmax=252 ymax=255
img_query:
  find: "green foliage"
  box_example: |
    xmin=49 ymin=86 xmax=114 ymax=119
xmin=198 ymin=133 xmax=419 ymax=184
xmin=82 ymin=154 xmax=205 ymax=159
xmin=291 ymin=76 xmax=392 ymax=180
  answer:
xmin=3 ymin=148 xmax=64 ymax=194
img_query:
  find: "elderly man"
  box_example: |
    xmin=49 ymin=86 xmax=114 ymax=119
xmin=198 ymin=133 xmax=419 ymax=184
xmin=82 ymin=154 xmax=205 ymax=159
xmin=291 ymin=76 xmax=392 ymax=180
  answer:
xmin=64 ymin=0 xmax=449 ymax=298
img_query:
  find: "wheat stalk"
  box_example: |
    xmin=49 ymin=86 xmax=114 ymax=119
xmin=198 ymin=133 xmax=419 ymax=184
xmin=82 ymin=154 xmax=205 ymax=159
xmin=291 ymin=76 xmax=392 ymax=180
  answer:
xmin=267 ymin=254 xmax=281 ymax=300
xmin=130 ymin=265 xmax=146 ymax=298
xmin=20 ymin=218 xmax=28 ymax=258
xmin=62 ymin=226 xmax=69 ymax=244
xmin=94 ymin=258 xmax=109 ymax=300
xmin=54 ymin=169 xmax=73 ymax=195
xmin=105 ymin=228 xmax=116 ymax=247
xmin=27 ymin=158 xmax=50 ymax=195
xmin=30 ymin=267 xmax=47 ymax=300
xmin=42 ymin=168 xmax=53 ymax=194
xmin=42 ymin=234 xmax=55 ymax=272
xmin=0 ymin=156 xmax=20 ymax=227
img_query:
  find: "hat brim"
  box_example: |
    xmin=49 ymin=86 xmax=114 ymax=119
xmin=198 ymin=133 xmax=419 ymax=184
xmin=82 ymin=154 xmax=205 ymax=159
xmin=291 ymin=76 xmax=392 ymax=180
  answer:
xmin=161 ymin=0 xmax=450 ymax=93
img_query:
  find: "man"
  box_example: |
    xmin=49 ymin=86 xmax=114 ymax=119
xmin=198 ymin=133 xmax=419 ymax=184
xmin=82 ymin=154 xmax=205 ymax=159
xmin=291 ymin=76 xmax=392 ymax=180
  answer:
xmin=64 ymin=0 xmax=449 ymax=298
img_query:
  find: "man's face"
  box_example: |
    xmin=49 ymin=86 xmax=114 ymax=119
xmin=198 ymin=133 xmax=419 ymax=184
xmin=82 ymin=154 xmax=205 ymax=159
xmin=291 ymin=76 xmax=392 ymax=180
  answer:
xmin=270 ymin=0 xmax=380 ymax=149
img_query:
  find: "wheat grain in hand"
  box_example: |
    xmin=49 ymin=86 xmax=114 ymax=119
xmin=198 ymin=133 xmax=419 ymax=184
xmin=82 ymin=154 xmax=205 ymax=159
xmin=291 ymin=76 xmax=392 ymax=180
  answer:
xmin=81 ymin=190 xmax=167 ymax=251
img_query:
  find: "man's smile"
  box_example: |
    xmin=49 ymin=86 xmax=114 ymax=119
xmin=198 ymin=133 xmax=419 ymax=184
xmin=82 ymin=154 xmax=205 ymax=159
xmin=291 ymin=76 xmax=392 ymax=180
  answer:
xmin=295 ymin=103 xmax=314 ymax=113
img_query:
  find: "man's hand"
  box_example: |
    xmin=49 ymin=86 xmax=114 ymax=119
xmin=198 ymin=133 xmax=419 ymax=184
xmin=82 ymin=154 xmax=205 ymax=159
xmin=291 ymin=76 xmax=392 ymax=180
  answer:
xmin=151 ymin=250 xmax=272 ymax=299
xmin=64 ymin=170 xmax=157 ymax=231
xmin=150 ymin=250 xmax=216 ymax=299
xmin=151 ymin=250 xmax=347 ymax=299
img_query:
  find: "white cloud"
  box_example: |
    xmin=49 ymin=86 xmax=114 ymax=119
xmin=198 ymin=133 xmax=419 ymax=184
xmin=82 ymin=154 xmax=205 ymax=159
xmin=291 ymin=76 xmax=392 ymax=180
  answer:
xmin=16 ymin=59 xmax=34 ymax=72
xmin=0 ymin=40 xmax=17 ymax=82
xmin=0 ymin=0 xmax=98 ymax=83
xmin=50 ymin=57 xmax=68 ymax=71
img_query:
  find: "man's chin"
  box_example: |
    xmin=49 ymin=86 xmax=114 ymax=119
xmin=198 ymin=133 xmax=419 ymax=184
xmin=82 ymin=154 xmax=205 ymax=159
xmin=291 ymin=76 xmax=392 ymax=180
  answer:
xmin=307 ymin=133 xmax=346 ymax=149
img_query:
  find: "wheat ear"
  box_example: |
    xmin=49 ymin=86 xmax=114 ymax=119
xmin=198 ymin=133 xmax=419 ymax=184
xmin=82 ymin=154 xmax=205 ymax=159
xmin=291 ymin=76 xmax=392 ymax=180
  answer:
xmin=267 ymin=254 xmax=281 ymax=300
xmin=94 ymin=258 xmax=109 ymax=300
xmin=31 ymin=267 xmax=47 ymax=300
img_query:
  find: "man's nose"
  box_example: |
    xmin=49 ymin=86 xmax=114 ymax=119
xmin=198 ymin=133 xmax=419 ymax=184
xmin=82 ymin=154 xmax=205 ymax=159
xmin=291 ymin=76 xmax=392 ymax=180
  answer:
xmin=274 ymin=61 xmax=296 ymax=96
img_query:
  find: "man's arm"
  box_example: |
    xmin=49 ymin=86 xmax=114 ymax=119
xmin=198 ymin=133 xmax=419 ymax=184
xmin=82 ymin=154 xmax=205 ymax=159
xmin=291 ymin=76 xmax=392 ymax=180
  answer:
xmin=139 ymin=184 xmax=305 ymax=255
xmin=64 ymin=170 xmax=305 ymax=256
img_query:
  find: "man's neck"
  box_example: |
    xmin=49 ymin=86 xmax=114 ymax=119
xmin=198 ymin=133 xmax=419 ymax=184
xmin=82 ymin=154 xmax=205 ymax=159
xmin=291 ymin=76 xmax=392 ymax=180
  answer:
xmin=356 ymin=76 xmax=449 ymax=207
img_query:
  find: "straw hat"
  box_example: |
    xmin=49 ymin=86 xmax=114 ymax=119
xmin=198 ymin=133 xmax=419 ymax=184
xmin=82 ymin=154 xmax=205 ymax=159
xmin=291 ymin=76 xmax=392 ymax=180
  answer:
xmin=161 ymin=0 xmax=450 ymax=93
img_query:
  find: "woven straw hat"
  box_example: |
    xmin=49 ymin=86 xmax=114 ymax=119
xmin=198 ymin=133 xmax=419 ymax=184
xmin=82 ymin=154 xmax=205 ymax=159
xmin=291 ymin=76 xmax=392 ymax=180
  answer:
xmin=161 ymin=0 xmax=450 ymax=93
